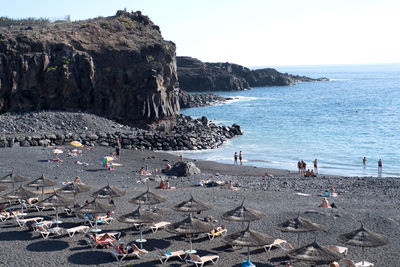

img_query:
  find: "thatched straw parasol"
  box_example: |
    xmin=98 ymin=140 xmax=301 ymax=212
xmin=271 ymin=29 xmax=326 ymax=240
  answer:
xmin=172 ymin=195 xmax=212 ymax=213
xmin=38 ymin=192 xmax=74 ymax=226
xmin=92 ymin=184 xmax=126 ymax=200
xmin=57 ymin=182 xmax=91 ymax=204
xmin=222 ymin=200 xmax=265 ymax=228
xmin=129 ymin=186 xmax=167 ymax=210
xmin=76 ymin=199 xmax=115 ymax=232
xmin=118 ymin=206 xmax=162 ymax=248
xmin=26 ymin=174 xmax=58 ymax=200
xmin=288 ymin=241 xmax=344 ymax=264
xmin=337 ymin=223 xmax=388 ymax=266
xmin=166 ymin=215 xmax=214 ymax=253
xmin=2 ymin=186 xmax=38 ymax=213
xmin=222 ymin=225 xmax=275 ymax=265
xmin=276 ymin=214 xmax=324 ymax=245
xmin=0 ymin=171 xmax=28 ymax=190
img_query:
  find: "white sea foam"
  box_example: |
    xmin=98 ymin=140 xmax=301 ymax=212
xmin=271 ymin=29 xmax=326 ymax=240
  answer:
xmin=225 ymin=96 xmax=259 ymax=104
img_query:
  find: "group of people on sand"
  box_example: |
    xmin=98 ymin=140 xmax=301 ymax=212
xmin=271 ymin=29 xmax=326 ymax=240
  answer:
xmin=156 ymin=179 xmax=175 ymax=190
xmin=319 ymin=185 xmax=338 ymax=208
xmin=298 ymin=159 xmax=318 ymax=176
xmin=233 ymin=151 xmax=243 ymax=165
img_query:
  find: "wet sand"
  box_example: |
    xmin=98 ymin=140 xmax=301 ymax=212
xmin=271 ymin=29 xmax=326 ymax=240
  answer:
xmin=0 ymin=146 xmax=399 ymax=266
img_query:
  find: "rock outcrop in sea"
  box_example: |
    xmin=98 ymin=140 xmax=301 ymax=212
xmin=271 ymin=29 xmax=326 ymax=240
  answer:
xmin=0 ymin=11 xmax=179 ymax=126
xmin=177 ymin=56 xmax=329 ymax=91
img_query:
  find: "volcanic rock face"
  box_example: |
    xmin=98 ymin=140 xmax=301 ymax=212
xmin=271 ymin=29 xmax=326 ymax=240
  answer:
xmin=177 ymin=56 xmax=329 ymax=91
xmin=0 ymin=11 xmax=180 ymax=126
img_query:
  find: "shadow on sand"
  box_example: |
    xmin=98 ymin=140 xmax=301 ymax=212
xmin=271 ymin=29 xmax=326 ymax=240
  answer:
xmin=27 ymin=240 xmax=69 ymax=252
xmin=232 ymin=262 xmax=274 ymax=267
xmin=86 ymin=169 xmax=107 ymax=172
xmin=0 ymin=230 xmax=32 ymax=241
xmin=67 ymin=251 xmax=114 ymax=265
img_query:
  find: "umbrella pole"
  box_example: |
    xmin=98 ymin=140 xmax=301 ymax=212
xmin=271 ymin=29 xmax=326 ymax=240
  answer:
xmin=248 ymin=246 xmax=251 ymax=262
xmin=139 ymin=227 xmax=144 ymax=249
xmin=297 ymin=232 xmax=300 ymax=246
xmin=41 ymin=187 xmax=44 ymax=201
xmin=362 ymin=246 xmax=365 ymax=265
xmin=189 ymin=235 xmax=193 ymax=253
xmin=56 ymin=207 xmax=59 ymax=227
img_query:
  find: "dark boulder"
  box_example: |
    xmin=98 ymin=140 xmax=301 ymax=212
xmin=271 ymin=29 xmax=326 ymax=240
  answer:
xmin=166 ymin=161 xmax=201 ymax=176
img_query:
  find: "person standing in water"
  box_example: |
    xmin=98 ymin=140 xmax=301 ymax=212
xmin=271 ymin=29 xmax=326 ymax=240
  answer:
xmin=363 ymin=157 xmax=367 ymax=166
xmin=313 ymin=159 xmax=318 ymax=174
xmin=239 ymin=151 xmax=243 ymax=165
xmin=378 ymin=159 xmax=382 ymax=173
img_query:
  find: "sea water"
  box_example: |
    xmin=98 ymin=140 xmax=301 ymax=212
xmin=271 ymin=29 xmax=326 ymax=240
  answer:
xmin=180 ymin=64 xmax=400 ymax=177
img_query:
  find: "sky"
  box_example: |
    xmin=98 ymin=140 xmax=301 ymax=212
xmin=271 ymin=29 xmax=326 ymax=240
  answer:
xmin=2 ymin=0 xmax=400 ymax=66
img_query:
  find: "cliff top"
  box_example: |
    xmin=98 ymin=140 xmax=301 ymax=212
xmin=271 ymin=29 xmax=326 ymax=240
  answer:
xmin=0 ymin=10 xmax=169 ymax=53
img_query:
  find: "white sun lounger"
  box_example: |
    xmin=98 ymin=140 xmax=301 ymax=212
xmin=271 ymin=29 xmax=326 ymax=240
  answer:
xmin=327 ymin=245 xmax=348 ymax=256
xmin=151 ymin=248 xmax=185 ymax=264
xmin=16 ymin=217 xmax=44 ymax=227
xmin=207 ymin=228 xmax=227 ymax=240
xmin=108 ymin=243 xmax=140 ymax=261
xmin=186 ymin=254 xmax=219 ymax=267
xmin=37 ymin=227 xmax=65 ymax=239
xmin=147 ymin=221 xmax=171 ymax=233
xmin=66 ymin=225 xmax=90 ymax=237
xmin=264 ymin=239 xmax=294 ymax=252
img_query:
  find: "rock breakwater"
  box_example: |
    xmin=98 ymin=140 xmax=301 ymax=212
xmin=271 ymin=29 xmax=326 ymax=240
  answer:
xmin=0 ymin=111 xmax=242 ymax=150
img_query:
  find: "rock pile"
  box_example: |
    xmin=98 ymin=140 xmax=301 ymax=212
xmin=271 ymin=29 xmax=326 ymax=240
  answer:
xmin=0 ymin=111 xmax=242 ymax=150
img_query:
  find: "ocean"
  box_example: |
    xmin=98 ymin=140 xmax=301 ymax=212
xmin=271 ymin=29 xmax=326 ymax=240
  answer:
xmin=179 ymin=63 xmax=400 ymax=177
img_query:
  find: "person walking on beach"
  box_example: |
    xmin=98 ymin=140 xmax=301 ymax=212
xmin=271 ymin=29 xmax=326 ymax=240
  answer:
xmin=363 ymin=156 xmax=367 ymax=166
xmin=115 ymin=137 xmax=121 ymax=160
xmin=179 ymin=153 xmax=183 ymax=162
xmin=378 ymin=159 xmax=382 ymax=172
xmin=313 ymin=159 xmax=318 ymax=174
xmin=239 ymin=151 xmax=243 ymax=165
xmin=297 ymin=161 xmax=302 ymax=173
xmin=234 ymin=152 xmax=238 ymax=165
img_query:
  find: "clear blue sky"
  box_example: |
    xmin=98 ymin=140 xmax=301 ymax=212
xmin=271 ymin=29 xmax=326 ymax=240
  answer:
xmin=2 ymin=0 xmax=400 ymax=66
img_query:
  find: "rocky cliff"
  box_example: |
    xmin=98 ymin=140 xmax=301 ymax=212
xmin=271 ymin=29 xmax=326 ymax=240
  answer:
xmin=177 ymin=56 xmax=328 ymax=91
xmin=0 ymin=11 xmax=180 ymax=126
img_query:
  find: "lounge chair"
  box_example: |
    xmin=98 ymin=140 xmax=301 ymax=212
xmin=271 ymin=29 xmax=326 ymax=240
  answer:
xmin=84 ymin=214 xmax=113 ymax=226
xmin=186 ymin=254 xmax=219 ymax=267
xmin=342 ymin=259 xmax=374 ymax=267
xmin=130 ymin=243 xmax=148 ymax=254
xmin=327 ymin=245 xmax=348 ymax=256
xmin=32 ymin=220 xmax=53 ymax=230
xmin=16 ymin=217 xmax=44 ymax=227
xmin=108 ymin=243 xmax=140 ymax=261
xmin=0 ymin=210 xmax=21 ymax=222
xmin=264 ymin=239 xmax=294 ymax=252
xmin=147 ymin=221 xmax=171 ymax=233
xmin=66 ymin=225 xmax=90 ymax=237
xmin=151 ymin=247 xmax=185 ymax=264
xmin=36 ymin=227 xmax=65 ymax=239
xmin=85 ymin=232 xmax=120 ymax=248
xmin=207 ymin=228 xmax=227 ymax=240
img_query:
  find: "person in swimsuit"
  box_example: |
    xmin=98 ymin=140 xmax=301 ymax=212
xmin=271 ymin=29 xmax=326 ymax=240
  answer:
xmin=239 ymin=151 xmax=243 ymax=165
xmin=234 ymin=152 xmax=238 ymax=165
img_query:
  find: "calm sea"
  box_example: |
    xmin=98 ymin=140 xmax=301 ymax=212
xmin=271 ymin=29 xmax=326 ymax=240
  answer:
xmin=180 ymin=64 xmax=400 ymax=177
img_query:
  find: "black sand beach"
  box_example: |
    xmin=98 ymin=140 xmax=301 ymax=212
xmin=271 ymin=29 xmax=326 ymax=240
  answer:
xmin=0 ymin=146 xmax=399 ymax=266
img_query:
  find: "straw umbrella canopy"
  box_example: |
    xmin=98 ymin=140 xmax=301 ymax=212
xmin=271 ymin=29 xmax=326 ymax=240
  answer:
xmin=172 ymin=195 xmax=213 ymax=213
xmin=129 ymin=186 xmax=167 ymax=210
xmin=222 ymin=225 xmax=275 ymax=264
xmin=166 ymin=215 xmax=214 ymax=253
xmin=222 ymin=200 xmax=265 ymax=224
xmin=57 ymin=182 xmax=91 ymax=204
xmin=337 ymin=223 xmax=388 ymax=265
xmin=76 ymin=199 xmax=115 ymax=232
xmin=288 ymin=241 xmax=344 ymax=264
xmin=0 ymin=171 xmax=28 ymax=190
xmin=92 ymin=184 xmax=126 ymax=200
xmin=118 ymin=206 xmax=162 ymax=248
xmin=276 ymin=214 xmax=324 ymax=245
xmin=26 ymin=174 xmax=58 ymax=201
xmin=38 ymin=192 xmax=74 ymax=226
xmin=0 ymin=185 xmax=9 ymax=192
xmin=2 ymin=186 xmax=38 ymax=212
